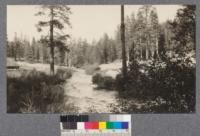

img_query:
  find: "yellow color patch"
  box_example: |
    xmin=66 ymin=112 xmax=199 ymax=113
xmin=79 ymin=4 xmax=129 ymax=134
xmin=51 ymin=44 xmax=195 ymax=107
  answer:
xmin=99 ymin=122 xmax=106 ymax=129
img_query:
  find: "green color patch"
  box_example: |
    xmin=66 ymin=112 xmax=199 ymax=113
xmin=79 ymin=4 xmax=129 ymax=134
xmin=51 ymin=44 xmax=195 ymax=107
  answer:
xmin=106 ymin=122 xmax=114 ymax=129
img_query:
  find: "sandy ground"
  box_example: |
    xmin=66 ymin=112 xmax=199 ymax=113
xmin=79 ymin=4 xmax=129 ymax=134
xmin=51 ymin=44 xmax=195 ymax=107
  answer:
xmin=64 ymin=69 xmax=118 ymax=113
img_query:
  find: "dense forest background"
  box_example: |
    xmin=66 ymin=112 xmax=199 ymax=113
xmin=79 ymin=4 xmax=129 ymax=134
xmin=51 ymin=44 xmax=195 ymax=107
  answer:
xmin=7 ymin=5 xmax=195 ymax=67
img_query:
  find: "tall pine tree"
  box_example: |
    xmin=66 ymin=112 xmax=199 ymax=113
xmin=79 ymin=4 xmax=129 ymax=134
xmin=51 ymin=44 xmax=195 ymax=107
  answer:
xmin=35 ymin=5 xmax=71 ymax=75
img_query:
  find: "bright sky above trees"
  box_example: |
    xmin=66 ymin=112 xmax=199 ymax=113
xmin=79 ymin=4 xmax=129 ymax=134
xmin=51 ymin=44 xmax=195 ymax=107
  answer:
xmin=7 ymin=5 xmax=181 ymax=43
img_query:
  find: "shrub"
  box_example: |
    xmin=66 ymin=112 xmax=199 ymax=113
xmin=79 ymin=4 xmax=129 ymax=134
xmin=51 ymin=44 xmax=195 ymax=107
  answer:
xmin=101 ymin=76 xmax=115 ymax=90
xmin=92 ymin=73 xmax=102 ymax=84
xmin=114 ymin=57 xmax=195 ymax=113
xmin=92 ymin=73 xmax=115 ymax=90
xmin=147 ymin=58 xmax=195 ymax=112
xmin=115 ymin=60 xmax=149 ymax=99
xmin=56 ymin=68 xmax=73 ymax=81
xmin=7 ymin=70 xmax=76 ymax=113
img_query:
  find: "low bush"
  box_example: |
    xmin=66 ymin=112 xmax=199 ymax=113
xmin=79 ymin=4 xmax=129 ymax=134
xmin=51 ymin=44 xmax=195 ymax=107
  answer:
xmin=92 ymin=73 xmax=102 ymax=84
xmin=114 ymin=57 xmax=195 ymax=113
xmin=92 ymin=73 xmax=115 ymax=90
xmin=56 ymin=68 xmax=73 ymax=81
xmin=7 ymin=69 xmax=76 ymax=113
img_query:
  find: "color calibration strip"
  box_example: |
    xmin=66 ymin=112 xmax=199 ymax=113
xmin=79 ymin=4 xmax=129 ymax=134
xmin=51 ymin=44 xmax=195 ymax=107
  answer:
xmin=60 ymin=114 xmax=131 ymax=136
xmin=62 ymin=121 xmax=129 ymax=129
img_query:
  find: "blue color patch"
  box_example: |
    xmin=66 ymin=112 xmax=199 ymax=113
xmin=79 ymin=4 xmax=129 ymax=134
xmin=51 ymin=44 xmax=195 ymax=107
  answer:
xmin=113 ymin=122 xmax=122 ymax=129
xmin=121 ymin=122 xmax=129 ymax=129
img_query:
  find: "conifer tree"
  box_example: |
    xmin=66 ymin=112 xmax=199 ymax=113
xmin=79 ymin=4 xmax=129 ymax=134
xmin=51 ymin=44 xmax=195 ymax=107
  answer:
xmin=35 ymin=5 xmax=71 ymax=75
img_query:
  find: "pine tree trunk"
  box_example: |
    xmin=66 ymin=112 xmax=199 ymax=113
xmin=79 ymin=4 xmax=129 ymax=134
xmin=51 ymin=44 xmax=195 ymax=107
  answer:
xmin=121 ymin=5 xmax=127 ymax=80
xmin=139 ymin=34 xmax=142 ymax=60
xmin=14 ymin=45 xmax=17 ymax=61
xmin=146 ymin=37 xmax=149 ymax=60
xmin=14 ymin=33 xmax=17 ymax=61
xmin=130 ymin=41 xmax=135 ymax=61
xmin=66 ymin=53 xmax=69 ymax=67
xmin=154 ymin=29 xmax=158 ymax=59
xmin=50 ymin=7 xmax=55 ymax=75
xmin=37 ymin=47 xmax=40 ymax=62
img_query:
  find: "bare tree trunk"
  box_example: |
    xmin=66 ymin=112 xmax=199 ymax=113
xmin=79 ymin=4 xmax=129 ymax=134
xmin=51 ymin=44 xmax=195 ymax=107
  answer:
xmin=37 ymin=47 xmax=40 ymax=62
xmin=130 ymin=41 xmax=135 ymax=60
xmin=139 ymin=34 xmax=142 ymax=60
xmin=145 ymin=6 xmax=150 ymax=60
xmin=14 ymin=45 xmax=17 ymax=61
xmin=50 ymin=7 xmax=55 ymax=75
xmin=154 ymin=29 xmax=158 ymax=59
xmin=14 ymin=33 xmax=17 ymax=61
xmin=11 ymin=44 xmax=14 ymax=59
xmin=66 ymin=53 xmax=69 ymax=67
xmin=121 ymin=5 xmax=127 ymax=80
xmin=146 ymin=35 xmax=149 ymax=60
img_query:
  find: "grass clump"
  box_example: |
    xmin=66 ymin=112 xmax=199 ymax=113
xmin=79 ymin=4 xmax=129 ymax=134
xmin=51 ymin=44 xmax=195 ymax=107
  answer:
xmin=7 ymin=69 xmax=76 ymax=113
xmin=92 ymin=73 xmax=115 ymax=90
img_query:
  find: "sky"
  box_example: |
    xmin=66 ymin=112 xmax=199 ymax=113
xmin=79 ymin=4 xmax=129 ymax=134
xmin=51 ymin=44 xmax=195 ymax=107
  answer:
xmin=7 ymin=5 xmax=182 ymax=43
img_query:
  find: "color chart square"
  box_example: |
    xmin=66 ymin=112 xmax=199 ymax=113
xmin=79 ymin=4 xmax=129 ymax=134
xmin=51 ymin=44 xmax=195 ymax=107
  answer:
xmin=92 ymin=122 xmax=99 ymax=129
xmin=77 ymin=122 xmax=84 ymax=130
xmin=70 ymin=122 xmax=77 ymax=129
xmin=85 ymin=122 xmax=92 ymax=129
xmin=62 ymin=122 xmax=71 ymax=129
xmin=122 ymin=122 xmax=129 ymax=129
xmin=113 ymin=122 xmax=122 ymax=129
xmin=99 ymin=122 xmax=106 ymax=129
xmin=123 ymin=115 xmax=131 ymax=122
xmin=106 ymin=122 xmax=114 ymax=129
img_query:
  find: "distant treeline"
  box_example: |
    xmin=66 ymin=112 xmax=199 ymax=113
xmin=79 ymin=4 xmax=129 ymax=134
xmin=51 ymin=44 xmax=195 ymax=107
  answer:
xmin=7 ymin=5 xmax=195 ymax=68
xmin=7 ymin=37 xmax=69 ymax=65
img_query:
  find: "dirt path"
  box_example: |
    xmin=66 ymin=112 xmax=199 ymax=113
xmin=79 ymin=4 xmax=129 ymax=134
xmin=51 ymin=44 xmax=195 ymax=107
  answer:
xmin=64 ymin=69 xmax=117 ymax=113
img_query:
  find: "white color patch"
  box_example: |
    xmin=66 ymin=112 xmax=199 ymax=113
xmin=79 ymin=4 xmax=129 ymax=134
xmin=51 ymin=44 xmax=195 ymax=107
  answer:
xmin=77 ymin=122 xmax=84 ymax=130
